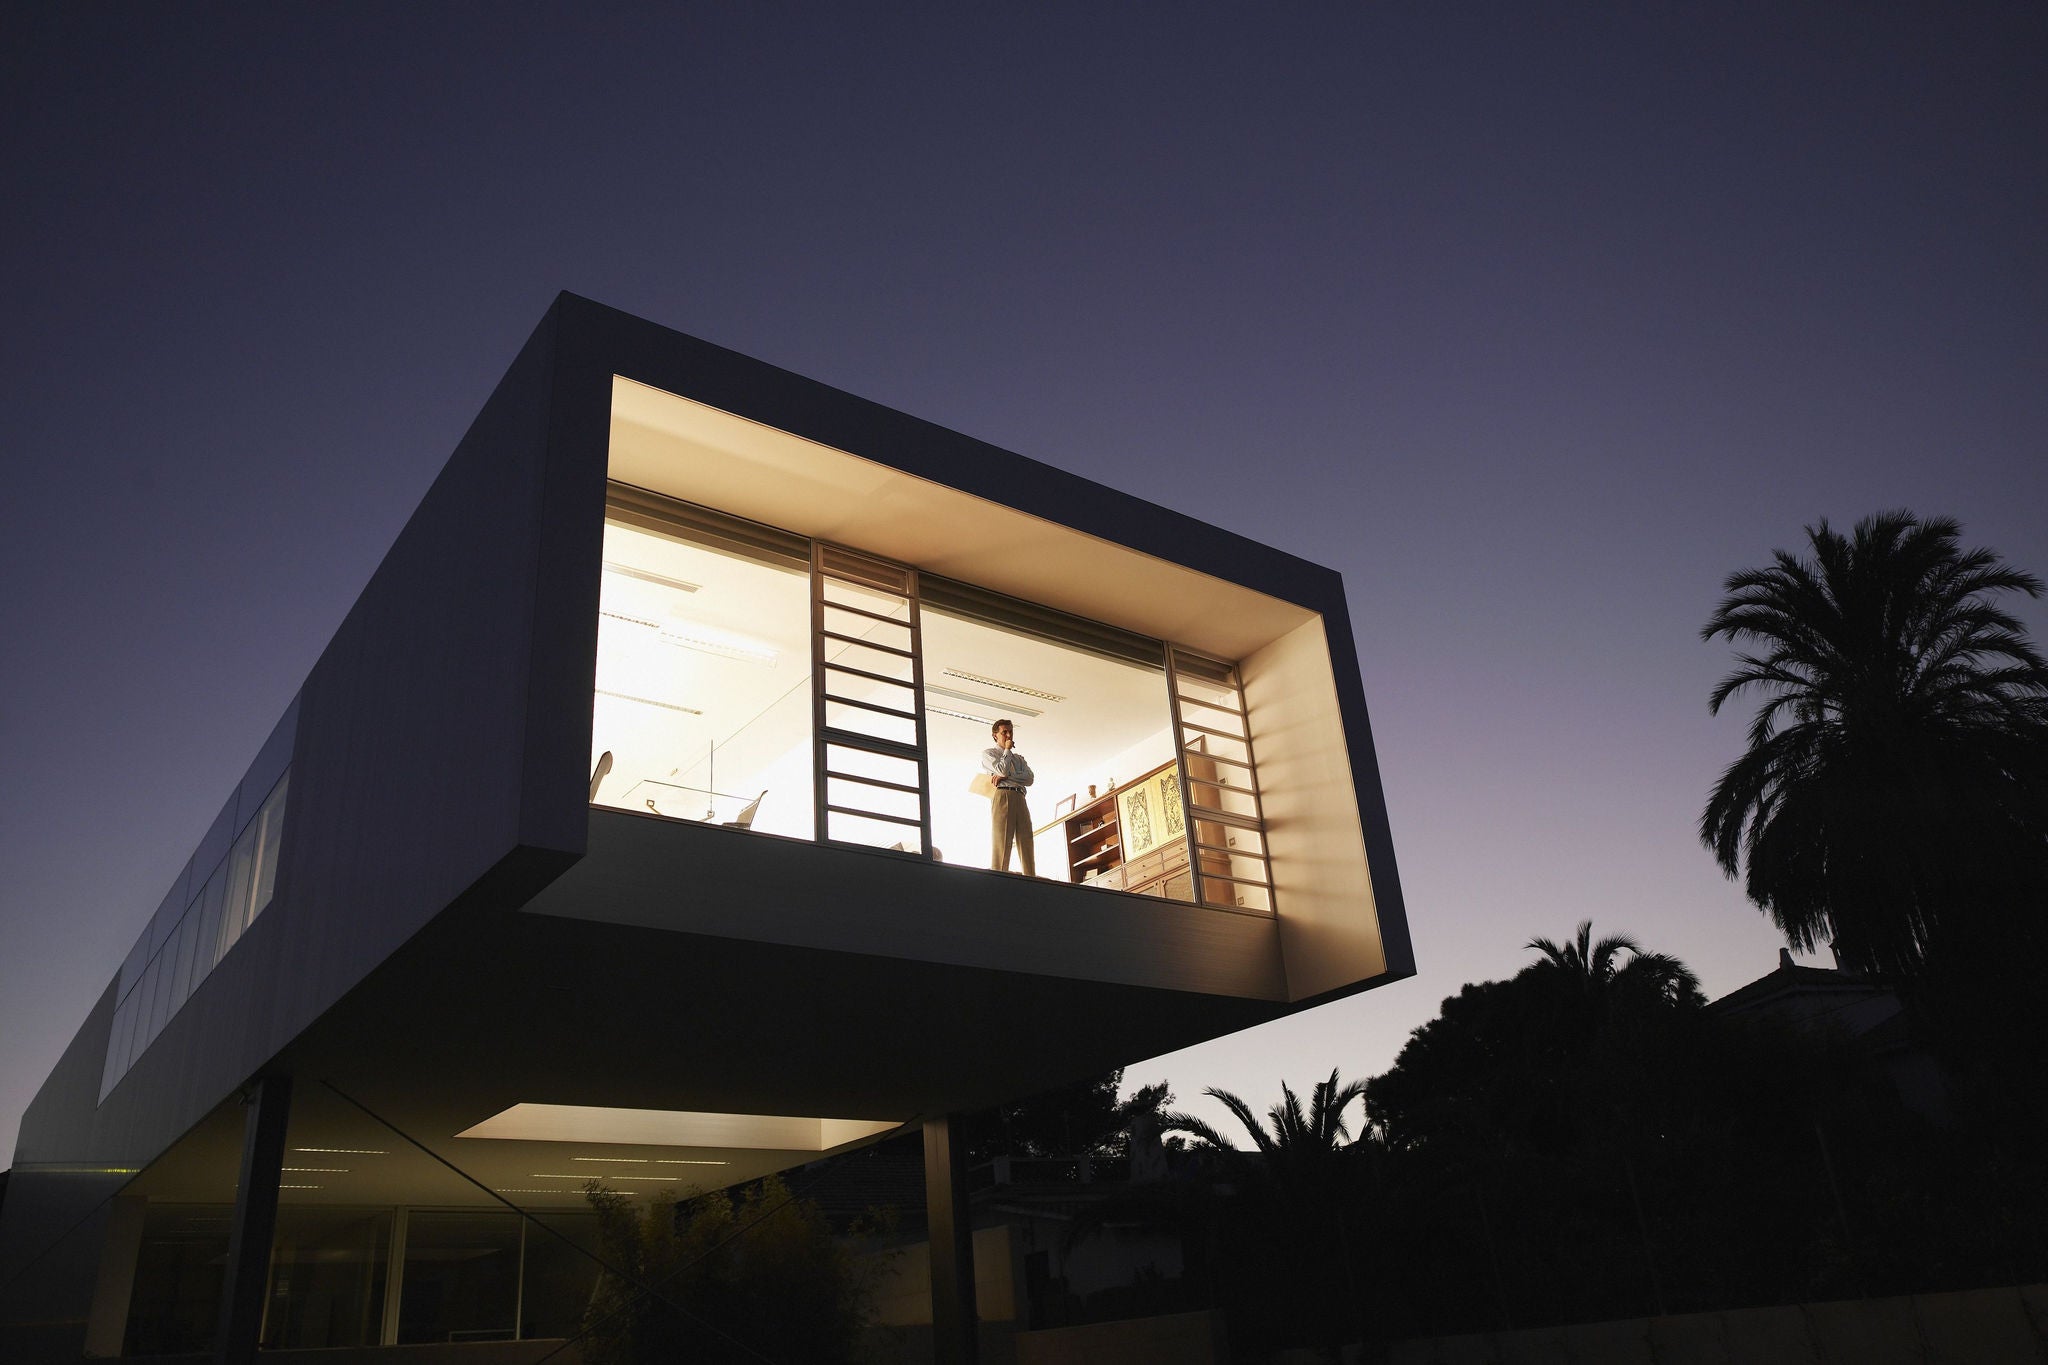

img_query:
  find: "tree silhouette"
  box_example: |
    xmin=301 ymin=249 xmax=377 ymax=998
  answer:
xmin=1160 ymin=1072 xmax=1373 ymax=1353
xmin=1524 ymin=920 xmax=1703 ymax=1009
xmin=1700 ymin=511 xmax=2048 ymax=1052
xmin=1160 ymin=1069 xmax=1366 ymax=1186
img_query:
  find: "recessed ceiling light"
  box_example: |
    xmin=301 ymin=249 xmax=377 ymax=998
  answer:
xmin=927 ymin=705 xmax=1003 ymax=725
xmin=603 ymin=562 xmax=700 ymax=594
xmin=595 ymin=687 xmax=703 ymax=715
xmin=293 ymin=1147 xmax=386 ymax=1155
xmin=943 ymin=668 xmax=1064 ymax=702
xmin=925 ymin=685 xmax=1041 ymax=718
xmin=658 ymin=621 xmax=779 ymax=665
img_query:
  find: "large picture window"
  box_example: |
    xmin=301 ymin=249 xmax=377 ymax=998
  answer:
xmin=918 ymin=590 xmax=1179 ymax=896
xmin=585 ymin=487 xmax=1274 ymax=915
xmin=588 ymin=496 xmax=815 ymax=839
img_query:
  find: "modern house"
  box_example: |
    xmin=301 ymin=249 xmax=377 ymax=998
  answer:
xmin=0 ymin=294 xmax=1413 ymax=1362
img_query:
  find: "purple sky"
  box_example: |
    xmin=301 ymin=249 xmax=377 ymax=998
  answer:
xmin=4 ymin=5 xmax=2044 ymax=1156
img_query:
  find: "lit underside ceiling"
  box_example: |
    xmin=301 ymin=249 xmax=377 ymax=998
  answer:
xmin=457 ymin=1103 xmax=898 ymax=1151
xmin=607 ymin=376 xmax=1319 ymax=664
xmin=125 ymin=1088 xmax=905 ymax=1210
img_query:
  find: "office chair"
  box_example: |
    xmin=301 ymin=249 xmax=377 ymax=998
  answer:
xmin=723 ymin=790 xmax=767 ymax=830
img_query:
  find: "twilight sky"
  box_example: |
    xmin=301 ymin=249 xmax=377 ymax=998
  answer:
xmin=3 ymin=4 xmax=2044 ymax=1158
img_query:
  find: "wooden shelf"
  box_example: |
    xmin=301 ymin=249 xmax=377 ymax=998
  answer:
xmin=1072 ymin=843 xmax=1121 ymax=869
xmin=1057 ymin=760 xmax=1193 ymax=891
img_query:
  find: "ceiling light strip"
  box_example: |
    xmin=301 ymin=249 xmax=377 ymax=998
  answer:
xmin=603 ymin=562 xmax=700 ymax=593
xmin=595 ymin=688 xmax=703 ymax=715
xmin=924 ymin=685 xmax=1041 ymax=718
xmin=293 ymin=1147 xmax=386 ymax=1155
xmin=927 ymin=706 xmax=1006 ymax=725
xmin=941 ymin=668 xmax=1065 ymax=702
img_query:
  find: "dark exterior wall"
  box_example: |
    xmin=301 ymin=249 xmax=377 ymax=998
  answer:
xmin=10 ymin=302 xmax=593 ymax=1180
xmin=1311 ymin=582 xmax=1415 ymax=984
xmin=264 ymin=296 xmax=584 ymax=1062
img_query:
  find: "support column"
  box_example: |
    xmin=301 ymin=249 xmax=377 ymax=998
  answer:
xmin=922 ymin=1114 xmax=978 ymax=1365
xmin=217 ymin=1076 xmax=291 ymax=1365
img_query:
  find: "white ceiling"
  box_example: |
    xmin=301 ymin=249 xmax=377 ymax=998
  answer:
xmin=606 ymin=376 xmax=1318 ymax=663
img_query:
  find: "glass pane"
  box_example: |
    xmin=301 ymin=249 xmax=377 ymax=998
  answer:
xmin=120 ymin=903 xmax=161 ymax=999
xmin=121 ymin=981 xmax=149 ymax=1068
xmin=827 ymin=774 xmax=922 ymax=823
xmin=824 ymin=743 xmax=918 ymax=790
xmin=1187 ymin=778 xmax=1260 ymax=823
xmin=826 ymin=809 xmax=924 ymax=853
xmin=1182 ymin=728 xmax=1252 ymax=768
xmin=209 ymin=858 xmax=246 ymax=960
xmin=398 ymin=1211 xmax=521 ymax=1345
xmin=1176 ymin=694 xmax=1246 ymax=737
xmin=520 ymin=1213 xmax=604 ymax=1341
xmin=146 ymin=950 xmax=174 ymax=1040
xmin=592 ymin=515 xmax=816 ymax=840
xmin=193 ymin=872 xmax=228 ymax=984
xmin=821 ymin=635 xmax=915 ymax=682
xmin=822 ymin=603 xmax=912 ymax=654
xmin=223 ymin=838 xmax=256 ymax=947
xmin=251 ymin=773 xmax=288 ymax=917
xmin=167 ymin=909 xmax=202 ymax=1019
xmin=823 ymin=665 xmax=916 ymax=715
xmin=1195 ymin=824 xmax=1267 ymax=860
xmin=1201 ymin=878 xmax=1272 ymax=914
xmin=920 ymin=605 xmax=1174 ymax=884
xmin=1196 ymin=849 xmax=1271 ymax=888
xmin=125 ymin=1204 xmax=234 ymax=1355
xmin=263 ymin=1207 xmax=391 ymax=1349
xmin=103 ymin=996 xmax=136 ymax=1092
xmin=825 ymin=698 xmax=918 ymax=748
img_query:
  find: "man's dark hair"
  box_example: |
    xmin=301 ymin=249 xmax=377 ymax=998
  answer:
xmin=991 ymin=718 xmax=1014 ymax=737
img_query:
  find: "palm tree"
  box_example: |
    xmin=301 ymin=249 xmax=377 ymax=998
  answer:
xmin=1161 ymin=1073 xmax=1373 ymax=1352
xmin=1524 ymin=921 xmax=1703 ymax=1008
xmin=1700 ymin=511 xmax=2048 ymax=997
xmin=1160 ymin=1069 xmax=1367 ymax=1191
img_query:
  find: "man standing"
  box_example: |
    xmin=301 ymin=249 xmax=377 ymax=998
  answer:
xmin=981 ymin=718 xmax=1036 ymax=875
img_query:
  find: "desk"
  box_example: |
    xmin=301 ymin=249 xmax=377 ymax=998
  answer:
xmin=621 ymin=780 xmax=754 ymax=824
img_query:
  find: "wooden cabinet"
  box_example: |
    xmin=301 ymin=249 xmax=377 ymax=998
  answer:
xmin=1058 ymin=763 xmax=1194 ymax=902
xmin=1065 ymin=792 xmax=1122 ymax=884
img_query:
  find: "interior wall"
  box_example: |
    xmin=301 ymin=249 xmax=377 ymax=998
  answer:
xmin=1238 ymin=616 xmax=1386 ymax=1001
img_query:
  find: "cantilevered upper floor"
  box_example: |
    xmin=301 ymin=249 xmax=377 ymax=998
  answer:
xmin=12 ymin=292 xmax=1412 ymax=1206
